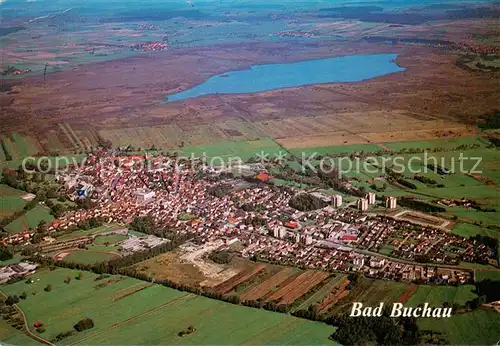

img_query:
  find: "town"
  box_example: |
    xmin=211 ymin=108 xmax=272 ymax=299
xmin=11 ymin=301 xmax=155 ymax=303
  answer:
xmin=2 ymin=151 xmax=496 ymax=286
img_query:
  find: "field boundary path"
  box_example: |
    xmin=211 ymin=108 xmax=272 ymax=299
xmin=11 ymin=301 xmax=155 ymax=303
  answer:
xmin=0 ymin=291 xmax=55 ymax=346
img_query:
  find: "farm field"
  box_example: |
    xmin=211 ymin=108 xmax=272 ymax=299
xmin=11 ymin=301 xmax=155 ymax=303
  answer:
xmin=0 ymin=133 xmax=41 ymax=163
xmin=382 ymin=136 xmax=486 ymax=151
xmin=292 ymin=274 xmax=348 ymax=312
xmin=406 ymin=285 xmax=477 ymax=307
xmin=327 ymin=279 xmax=419 ymax=315
xmin=239 ymin=267 xmax=297 ymax=301
xmin=0 ymin=268 xmax=336 ymax=345
xmin=176 ymin=138 xmax=285 ymax=162
xmin=418 ymin=309 xmax=500 ymax=345
xmin=451 ymin=223 xmax=500 ymax=241
xmin=55 ymin=224 xmax=124 ymax=241
xmin=63 ymin=250 xmax=119 ymax=264
xmin=94 ymin=234 xmax=128 ymax=245
xmin=475 ymin=271 xmax=500 ymax=281
xmin=4 ymin=204 xmax=54 ymax=234
xmin=0 ymin=320 xmax=39 ymax=346
xmin=265 ymin=270 xmax=330 ymax=305
xmin=0 ymin=184 xmax=28 ymax=218
xmin=98 ymin=119 xmax=264 ymax=153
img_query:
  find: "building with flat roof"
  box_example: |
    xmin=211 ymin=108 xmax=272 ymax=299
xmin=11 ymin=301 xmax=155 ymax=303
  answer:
xmin=331 ymin=194 xmax=342 ymax=207
xmin=366 ymin=192 xmax=376 ymax=205
xmin=358 ymin=198 xmax=369 ymax=211
xmin=386 ymin=196 xmax=397 ymax=209
xmin=135 ymin=188 xmax=155 ymax=203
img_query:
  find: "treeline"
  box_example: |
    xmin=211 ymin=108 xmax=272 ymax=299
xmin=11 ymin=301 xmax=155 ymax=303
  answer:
xmin=478 ymin=109 xmax=500 ymax=130
xmin=208 ymin=250 xmax=232 ymax=264
xmin=397 ymin=198 xmax=446 ymax=213
xmin=289 ymin=193 xmax=328 ymax=211
xmin=426 ymin=164 xmax=449 ymax=175
xmin=328 ymin=312 xmax=421 ymax=345
xmin=413 ymin=174 xmax=444 ymax=187
xmin=465 ymin=279 xmax=500 ymax=310
xmin=386 ymin=168 xmax=417 ymax=190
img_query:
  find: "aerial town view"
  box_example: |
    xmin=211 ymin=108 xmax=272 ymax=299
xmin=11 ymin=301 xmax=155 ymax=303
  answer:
xmin=0 ymin=0 xmax=499 ymax=345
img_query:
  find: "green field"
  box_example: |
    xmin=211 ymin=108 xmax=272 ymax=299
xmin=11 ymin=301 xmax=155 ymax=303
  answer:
xmin=476 ymin=271 xmax=500 ymax=281
xmin=383 ymin=136 xmax=486 ymax=151
xmin=0 ymin=184 xmax=27 ymax=217
xmin=451 ymin=223 xmax=500 ymax=241
xmin=407 ymin=285 xmax=477 ymax=307
xmin=55 ymin=225 xmax=123 ymax=241
xmin=0 ymin=320 xmax=39 ymax=346
xmin=94 ymin=234 xmax=127 ymax=245
xmin=176 ymin=138 xmax=285 ymax=162
xmin=328 ymin=279 xmax=408 ymax=315
xmin=64 ymin=250 xmax=119 ymax=264
xmin=293 ymin=274 xmax=348 ymax=312
xmin=4 ymin=205 xmax=54 ymax=234
xmin=0 ymin=268 xmax=337 ymax=345
xmin=289 ymin=143 xmax=383 ymax=157
xmin=418 ymin=309 xmax=500 ymax=345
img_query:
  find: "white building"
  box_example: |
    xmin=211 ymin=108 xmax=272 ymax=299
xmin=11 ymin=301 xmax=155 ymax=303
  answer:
xmin=331 ymin=194 xmax=343 ymax=207
xmin=304 ymin=235 xmax=313 ymax=245
xmin=353 ymin=256 xmax=365 ymax=268
xmin=273 ymin=226 xmax=287 ymax=239
xmin=135 ymin=188 xmax=155 ymax=203
xmin=357 ymin=198 xmax=369 ymax=211
xmin=366 ymin=192 xmax=376 ymax=205
xmin=386 ymin=196 xmax=397 ymax=209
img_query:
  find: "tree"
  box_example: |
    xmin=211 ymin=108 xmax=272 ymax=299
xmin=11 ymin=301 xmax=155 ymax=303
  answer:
xmin=76 ymin=272 xmax=84 ymax=280
xmin=5 ymin=295 xmax=19 ymax=305
xmin=0 ymin=246 xmax=13 ymax=261
xmin=20 ymin=292 xmax=27 ymax=300
xmin=44 ymin=284 xmax=53 ymax=292
xmin=74 ymin=318 xmax=94 ymax=332
xmin=64 ymin=276 xmax=71 ymax=284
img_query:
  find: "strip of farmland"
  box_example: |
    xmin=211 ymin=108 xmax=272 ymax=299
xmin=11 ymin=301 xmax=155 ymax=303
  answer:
xmin=265 ymin=270 xmax=330 ymax=304
xmin=214 ymin=264 xmax=266 ymax=294
xmin=279 ymin=271 xmax=330 ymax=305
xmin=240 ymin=267 xmax=294 ymax=301
xmin=317 ymin=278 xmax=351 ymax=313
xmin=398 ymin=283 xmax=418 ymax=303
xmin=292 ymin=274 xmax=348 ymax=312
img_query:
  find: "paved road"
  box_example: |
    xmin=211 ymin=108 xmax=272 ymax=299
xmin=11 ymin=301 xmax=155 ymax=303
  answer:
xmin=317 ymin=240 xmax=500 ymax=274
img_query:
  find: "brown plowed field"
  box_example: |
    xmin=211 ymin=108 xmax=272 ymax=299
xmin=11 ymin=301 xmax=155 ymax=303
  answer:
xmin=317 ymin=278 xmax=351 ymax=313
xmin=265 ymin=270 xmax=330 ymax=304
xmin=240 ymin=267 xmax=294 ymax=301
xmin=214 ymin=264 xmax=266 ymax=295
xmin=398 ymin=283 xmax=418 ymax=303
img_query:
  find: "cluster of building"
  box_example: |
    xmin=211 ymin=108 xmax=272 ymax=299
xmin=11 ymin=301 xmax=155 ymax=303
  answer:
xmin=272 ymin=30 xmax=318 ymax=38
xmin=131 ymin=41 xmax=169 ymax=52
xmin=357 ymin=192 xmax=396 ymax=211
xmin=0 ymin=66 xmax=30 ymax=76
xmin=10 ymin=153 xmax=493 ymax=285
xmin=0 ymin=262 xmax=37 ymax=284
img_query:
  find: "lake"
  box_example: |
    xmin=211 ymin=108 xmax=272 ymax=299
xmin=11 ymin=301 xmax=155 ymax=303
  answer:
xmin=166 ymin=53 xmax=404 ymax=102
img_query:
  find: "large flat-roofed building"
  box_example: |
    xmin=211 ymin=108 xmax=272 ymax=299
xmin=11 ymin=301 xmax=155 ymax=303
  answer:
xmin=331 ymin=194 xmax=342 ymax=207
xmin=358 ymin=198 xmax=369 ymax=211
xmin=386 ymin=196 xmax=397 ymax=209
xmin=273 ymin=226 xmax=287 ymax=239
xmin=135 ymin=188 xmax=155 ymax=203
xmin=366 ymin=192 xmax=376 ymax=205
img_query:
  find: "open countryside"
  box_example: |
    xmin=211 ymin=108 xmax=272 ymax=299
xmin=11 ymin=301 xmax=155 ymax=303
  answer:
xmin=1 ymin=268 xmax=335 ymax=345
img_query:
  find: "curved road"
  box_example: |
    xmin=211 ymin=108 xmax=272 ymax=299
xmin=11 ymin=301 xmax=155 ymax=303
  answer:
xmin=0 ymin=291 xmax=54 ymax=346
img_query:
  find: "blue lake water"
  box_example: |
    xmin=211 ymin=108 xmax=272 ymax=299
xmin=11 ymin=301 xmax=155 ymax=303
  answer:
xmin=166 ymin=53 xmax=404 ymax=102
